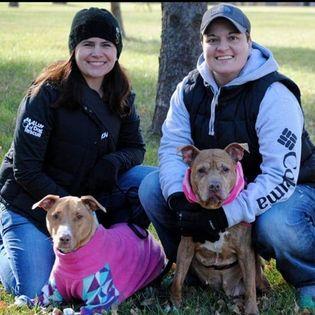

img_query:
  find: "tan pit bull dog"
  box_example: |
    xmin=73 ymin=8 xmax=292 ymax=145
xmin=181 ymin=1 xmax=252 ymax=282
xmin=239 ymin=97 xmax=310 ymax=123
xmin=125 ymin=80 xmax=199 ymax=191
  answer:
xmin=170 ymin=143 xmax=270 ymax=315
xmin=15 ymin=195 xmax=166 ymax=315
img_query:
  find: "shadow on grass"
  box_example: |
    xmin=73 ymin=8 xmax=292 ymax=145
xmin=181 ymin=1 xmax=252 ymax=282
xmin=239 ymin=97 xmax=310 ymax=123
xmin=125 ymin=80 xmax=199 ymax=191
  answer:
xmin=125 ymin=36 xmax=161 ymax=56
xmin=126 ymin=35 xmax=160 ymax=46
xmin=0 ymin=59 xmax=52 ymax=152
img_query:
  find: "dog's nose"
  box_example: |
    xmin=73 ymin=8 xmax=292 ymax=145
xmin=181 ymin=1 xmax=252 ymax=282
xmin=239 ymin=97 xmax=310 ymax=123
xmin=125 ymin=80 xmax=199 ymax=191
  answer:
xmin=59 ymin=234 xmax=71 ymax=244
xmin=209 ymin=181 xmax=221 ymax=192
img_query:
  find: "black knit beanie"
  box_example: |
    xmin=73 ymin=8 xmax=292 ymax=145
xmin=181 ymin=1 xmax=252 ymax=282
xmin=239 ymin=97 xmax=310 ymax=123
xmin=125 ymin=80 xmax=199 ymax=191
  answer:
xmin=68 ymin=7 xmax=123 ymax=58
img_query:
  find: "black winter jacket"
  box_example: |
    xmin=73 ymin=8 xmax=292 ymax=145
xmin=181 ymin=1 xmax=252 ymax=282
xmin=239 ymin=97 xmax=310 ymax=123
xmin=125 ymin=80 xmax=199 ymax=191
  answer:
xmin=0 ymin=82 xmax=145 ymax=231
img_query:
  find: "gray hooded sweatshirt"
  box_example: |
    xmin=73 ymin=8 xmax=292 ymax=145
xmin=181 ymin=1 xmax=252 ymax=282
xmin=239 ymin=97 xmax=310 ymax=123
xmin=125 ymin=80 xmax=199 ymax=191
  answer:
xmin=158 ymin=42 xmax=304 ymax=227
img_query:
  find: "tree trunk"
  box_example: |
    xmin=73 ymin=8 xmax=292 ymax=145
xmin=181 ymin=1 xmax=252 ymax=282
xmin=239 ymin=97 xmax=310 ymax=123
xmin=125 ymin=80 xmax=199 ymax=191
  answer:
xmin=9 ymin=2 xmax=19 ymax=7
xmin=151 ymin=2 xmax=207 ymax=135
xmin=111 ymin=2 xmax=126 ymax=38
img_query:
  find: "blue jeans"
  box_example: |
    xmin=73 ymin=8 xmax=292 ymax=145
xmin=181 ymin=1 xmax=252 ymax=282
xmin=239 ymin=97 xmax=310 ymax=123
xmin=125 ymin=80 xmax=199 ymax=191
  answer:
xmin=139 ymin=170 xmax=315 ymax=293
xmin=0 ymin=165 xmax=156 ymax=298
xmin=253 ymin=184 xmax=315 ymax=294
xmin=0 ymin=207 xmax=55 ymax=297
xmin=139 ymin=170 xmax=181 ymax=262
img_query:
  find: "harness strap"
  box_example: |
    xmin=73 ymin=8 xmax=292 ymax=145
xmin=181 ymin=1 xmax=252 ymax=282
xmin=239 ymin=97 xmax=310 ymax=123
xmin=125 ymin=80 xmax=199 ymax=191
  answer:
xmin=112 ymin=184 xmax=150 ymax=239
xmin=127 ymin=223 xmax=148 ymax=239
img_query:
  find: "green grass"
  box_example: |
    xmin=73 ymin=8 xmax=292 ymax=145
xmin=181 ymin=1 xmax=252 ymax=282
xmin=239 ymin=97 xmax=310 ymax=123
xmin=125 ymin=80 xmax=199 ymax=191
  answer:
xmin=0 ymin=2 xmax=315 ymax=314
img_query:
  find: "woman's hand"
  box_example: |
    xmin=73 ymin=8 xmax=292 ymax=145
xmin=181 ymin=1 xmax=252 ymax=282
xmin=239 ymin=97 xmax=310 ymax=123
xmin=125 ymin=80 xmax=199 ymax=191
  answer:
xmin=168 ymin=192 xmax=228 ymax=243
xmin=87 ymin=157 xmax=119 ymax=194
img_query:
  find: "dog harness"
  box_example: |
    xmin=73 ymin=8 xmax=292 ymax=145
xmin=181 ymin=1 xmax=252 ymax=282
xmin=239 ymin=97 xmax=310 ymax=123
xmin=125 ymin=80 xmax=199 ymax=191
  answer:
xmin=27 ymin=224 xmax=166 ymax=314
xmin=183 ymin=161 xmax=245 ymax=205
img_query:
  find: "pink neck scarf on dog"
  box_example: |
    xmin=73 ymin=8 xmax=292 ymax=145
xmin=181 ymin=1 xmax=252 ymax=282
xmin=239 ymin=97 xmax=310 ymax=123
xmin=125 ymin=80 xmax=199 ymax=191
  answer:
xmin=183 ymin=161 xmax=245 ymax=205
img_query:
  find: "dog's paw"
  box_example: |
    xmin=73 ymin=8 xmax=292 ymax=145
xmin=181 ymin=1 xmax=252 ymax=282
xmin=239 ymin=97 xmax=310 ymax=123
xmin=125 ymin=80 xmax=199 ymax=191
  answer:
xmin=169 ymin=294 xmax=182 ymax=309
xmin=244 ymin=301 xmax=259 ymax=315
xmin=60 ymin=307 xmax=76 ymax=315
xmin=111 ymin=303 xmax=119 ymax=315
xmin=14 ymin=295 xmax=33 ymax=308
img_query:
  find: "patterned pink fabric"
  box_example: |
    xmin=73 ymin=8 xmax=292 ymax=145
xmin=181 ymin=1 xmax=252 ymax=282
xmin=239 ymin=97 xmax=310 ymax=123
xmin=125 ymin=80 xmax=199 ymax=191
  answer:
xmin=51 ymin=224 xmax=166 ymax=303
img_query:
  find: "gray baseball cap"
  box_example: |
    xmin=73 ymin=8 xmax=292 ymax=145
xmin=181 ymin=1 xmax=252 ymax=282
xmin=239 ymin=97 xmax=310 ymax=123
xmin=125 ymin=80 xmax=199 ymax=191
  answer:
xmin=200 ymin=3 xmax=251 ymax=35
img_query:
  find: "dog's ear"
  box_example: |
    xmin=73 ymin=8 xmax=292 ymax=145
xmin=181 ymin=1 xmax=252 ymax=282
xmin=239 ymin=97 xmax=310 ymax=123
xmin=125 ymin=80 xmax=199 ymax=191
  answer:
xmin=81 ymin=195 xmax=106 ymax=213
xmin=32 ymin=195 xmax=60 ymax=211
xmin=224 ymin=143 xmax=250 ymax=162
xmin=177 ymin=145 xmax=200 ymax=166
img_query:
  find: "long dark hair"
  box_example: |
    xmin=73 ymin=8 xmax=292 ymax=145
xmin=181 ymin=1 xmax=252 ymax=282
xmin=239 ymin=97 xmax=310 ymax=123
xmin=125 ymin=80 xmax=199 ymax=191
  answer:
xmin=28 ymin=52 xmax=131 ymax=117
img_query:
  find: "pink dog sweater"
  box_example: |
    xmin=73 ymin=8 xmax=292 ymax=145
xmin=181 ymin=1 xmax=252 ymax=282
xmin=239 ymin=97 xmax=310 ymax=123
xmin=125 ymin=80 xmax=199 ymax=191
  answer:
xmin=37 ymin=224 xmax=166 ymax=314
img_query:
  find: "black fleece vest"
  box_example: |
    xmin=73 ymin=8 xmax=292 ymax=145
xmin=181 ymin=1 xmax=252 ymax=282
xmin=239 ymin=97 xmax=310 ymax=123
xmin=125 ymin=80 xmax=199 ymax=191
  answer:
xmin=183 ymin=70 xmax=315 ymax=185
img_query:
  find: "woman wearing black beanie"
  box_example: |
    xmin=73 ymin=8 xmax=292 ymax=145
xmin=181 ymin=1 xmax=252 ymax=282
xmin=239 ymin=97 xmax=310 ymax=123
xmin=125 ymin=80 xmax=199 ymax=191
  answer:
xmin=0 ymin=7 xmax=155 ymax=298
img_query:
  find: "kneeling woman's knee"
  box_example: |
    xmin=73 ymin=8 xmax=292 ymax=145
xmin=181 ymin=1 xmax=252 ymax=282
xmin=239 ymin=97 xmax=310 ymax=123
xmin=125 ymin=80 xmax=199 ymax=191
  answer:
xmin=139 ymin=170 xmax=160 ymax=203
xmin=139 ymin=170 xmax=167 ymax=220
xmin=253 ymin=207 xmax=313 ymax=259
xmin=253 ymin=212 xmax=277 ymax=259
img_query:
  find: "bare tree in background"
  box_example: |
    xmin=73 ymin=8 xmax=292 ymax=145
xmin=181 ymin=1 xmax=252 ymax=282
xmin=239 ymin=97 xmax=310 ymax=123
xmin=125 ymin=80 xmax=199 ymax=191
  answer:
xmin=111 ymin=2 xmax=126 ymax=38
xmin=151 ymin=2 xmax=207 ymax=135
xmin=9 ymin=2 xmax=19 ymax=7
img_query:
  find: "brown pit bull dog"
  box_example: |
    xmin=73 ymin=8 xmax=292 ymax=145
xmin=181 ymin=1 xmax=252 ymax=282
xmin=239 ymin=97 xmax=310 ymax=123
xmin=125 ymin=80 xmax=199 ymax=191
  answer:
xmin=38 ymin=195 xmax=101 ymax=254
xmin=170 ymin=143 xmax=269 ymax=315
xmin=15 ymin=195 xmax=166 ymax=314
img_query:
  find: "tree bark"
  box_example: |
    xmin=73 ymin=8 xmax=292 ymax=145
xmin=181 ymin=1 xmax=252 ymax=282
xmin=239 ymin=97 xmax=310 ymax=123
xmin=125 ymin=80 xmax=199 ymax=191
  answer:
xmin=151 ymin=2 xmax=207 ymax=135
xmin=9 ymin=2 xmax=19 ymax=7
xmin=111 ymin=2 xmax=126 ymax=38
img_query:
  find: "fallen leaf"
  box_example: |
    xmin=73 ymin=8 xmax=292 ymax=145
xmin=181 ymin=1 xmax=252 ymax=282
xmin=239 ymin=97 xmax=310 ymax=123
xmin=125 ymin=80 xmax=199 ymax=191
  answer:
xmin=231 ymin=304 xmax=241 ymax=314
xmin=0 ymin=301 xmax=8 ymax=309
xmin=141 ymin=297 xmax=155 ymax=306
xmin=130 ymin=307 xmax=141 ymax=315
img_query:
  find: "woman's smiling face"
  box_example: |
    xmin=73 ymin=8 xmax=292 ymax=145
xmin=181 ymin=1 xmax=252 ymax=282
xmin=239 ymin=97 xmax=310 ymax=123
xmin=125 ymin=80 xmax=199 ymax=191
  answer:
xmin=75 ymin=37 xmax=117 ymax=89
xmin=202 ymin=18 xmax=251 ymax=86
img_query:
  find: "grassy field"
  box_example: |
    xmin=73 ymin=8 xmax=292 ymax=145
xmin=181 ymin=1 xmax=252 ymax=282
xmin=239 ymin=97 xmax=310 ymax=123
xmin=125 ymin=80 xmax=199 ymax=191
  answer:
xmin=0 ymin=2 xmax=315 ymax=314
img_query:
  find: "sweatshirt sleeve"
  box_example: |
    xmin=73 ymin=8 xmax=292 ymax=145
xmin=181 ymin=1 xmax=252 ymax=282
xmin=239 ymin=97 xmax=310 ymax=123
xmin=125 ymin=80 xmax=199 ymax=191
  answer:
xmin=223 ymin=82 xmax=304 ymax=226
xmin=158 ymin=78 xmax=193 ymax=201
xmin=102 ymin=92 xmax=146 ymax=172
xmin=13 ymin=85 xmax=68 ymax=200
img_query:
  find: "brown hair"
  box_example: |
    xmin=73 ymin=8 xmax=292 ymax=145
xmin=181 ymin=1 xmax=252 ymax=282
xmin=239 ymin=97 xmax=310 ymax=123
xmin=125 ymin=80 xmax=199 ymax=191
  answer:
xmin=28 ymin=53 xmax=131 ymax=117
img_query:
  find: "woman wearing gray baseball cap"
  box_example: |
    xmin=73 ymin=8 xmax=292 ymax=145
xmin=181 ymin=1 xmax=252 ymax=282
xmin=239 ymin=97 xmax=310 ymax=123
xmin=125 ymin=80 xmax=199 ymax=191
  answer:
xmin=140 ymin=3 xmax=315 ymax=311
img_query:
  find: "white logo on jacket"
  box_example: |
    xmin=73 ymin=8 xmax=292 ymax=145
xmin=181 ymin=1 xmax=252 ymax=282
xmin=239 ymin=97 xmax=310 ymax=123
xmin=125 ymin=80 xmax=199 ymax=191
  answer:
xmin=101 ymin=132 xmax=108 ymax=140
xmin=22 ymin=117 xmax=44 ymax=138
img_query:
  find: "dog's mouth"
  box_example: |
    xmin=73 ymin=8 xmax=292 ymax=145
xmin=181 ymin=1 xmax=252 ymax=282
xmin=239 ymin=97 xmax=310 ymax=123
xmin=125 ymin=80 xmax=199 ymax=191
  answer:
xmin=54 ymin=235 xmax=76 ymax=254
xmin=201 ymin=191 xmax=224 ymax=209
xmin=56 ymin=243 xmax=74 ymax=254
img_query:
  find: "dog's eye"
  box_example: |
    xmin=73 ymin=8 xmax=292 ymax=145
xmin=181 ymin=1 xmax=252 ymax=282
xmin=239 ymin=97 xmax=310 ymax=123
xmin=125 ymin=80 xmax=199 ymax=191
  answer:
xmin=52 ymin=213 xmax=59 ymax=220
xmin=75 ymin=214 xmax=83 ymax=220
xmin=222 ymin=166 xmax=230 ymax=173
xmin=197 ymin=167 xmax=206 ymax=175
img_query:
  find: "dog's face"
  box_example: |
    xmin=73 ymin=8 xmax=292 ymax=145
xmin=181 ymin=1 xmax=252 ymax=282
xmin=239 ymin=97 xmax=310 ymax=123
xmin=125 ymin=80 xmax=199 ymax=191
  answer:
xmin=180 ymin=143 xmax=249 ymax=209
xmin=32 ymin=195 xmax=106 ymax=253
